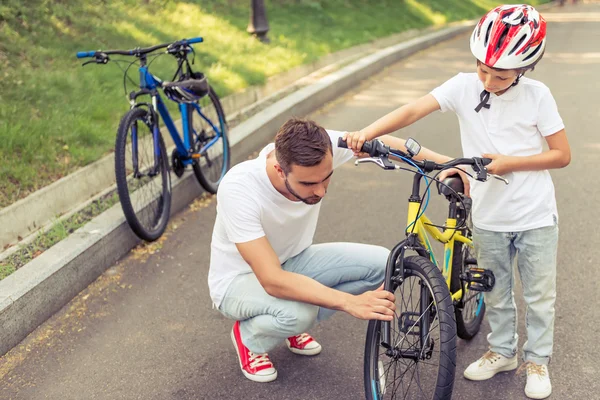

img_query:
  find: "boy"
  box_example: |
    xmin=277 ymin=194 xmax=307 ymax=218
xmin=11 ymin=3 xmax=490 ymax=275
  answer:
xmin=344 ymin=5 xmax=570 ymax=399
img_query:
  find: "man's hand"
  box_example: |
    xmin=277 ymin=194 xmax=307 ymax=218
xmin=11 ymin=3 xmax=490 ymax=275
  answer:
xmin=438 ymin=167 xmax=471 ymax=197
xmin=343 ymin=131 xmax=368 ymax=156
xmin=343 ymin=284 xmax=396 ymax=321
xmin=482 ymin=153 xmax=515 ymax=176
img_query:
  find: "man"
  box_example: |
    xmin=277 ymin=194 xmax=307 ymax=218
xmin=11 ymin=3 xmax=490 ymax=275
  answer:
xmin=208 ymin=118 xmax=396 ymax=383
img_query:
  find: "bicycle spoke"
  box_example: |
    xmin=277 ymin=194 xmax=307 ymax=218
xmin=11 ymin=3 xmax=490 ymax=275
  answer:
xmin=373 ymin=269 xmax=446 ymax=400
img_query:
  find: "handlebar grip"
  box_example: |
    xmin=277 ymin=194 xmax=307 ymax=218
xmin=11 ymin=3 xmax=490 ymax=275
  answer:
xmin=337 ymin=137 xmax=374 ymax=155
xmin=337 ymin=137 xmax=348 ymax=149
xmin=481 ymin=157 xmax=492 ymax=166
xmin=186 ymin=37 xmax=203 ymax=44
xmin=76 ymin=51 xmax=96 ymax=59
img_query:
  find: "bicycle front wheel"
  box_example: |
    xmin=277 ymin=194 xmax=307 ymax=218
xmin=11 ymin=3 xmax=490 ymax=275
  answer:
xmin=364 ymin=255 xmax=457 ymax=400
xmin=115 ymin=107 xmax=171 ymax=242
xmin=189 ymin=86 xmax=230 ymax=194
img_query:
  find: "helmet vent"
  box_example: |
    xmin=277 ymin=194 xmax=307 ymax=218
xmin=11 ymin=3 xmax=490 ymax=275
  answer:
xmin=484 ymin=21 xmax=493 ymax=47
xmin=523 ymin=43 xmax=542 ymax=61
xmin=496 ymin=26 xmax=509 ymax=51
xmin=509 ymin=35 xmax=527 ymax=55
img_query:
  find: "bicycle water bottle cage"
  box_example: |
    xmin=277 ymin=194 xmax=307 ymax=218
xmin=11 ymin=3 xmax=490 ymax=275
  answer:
xmin=163 ymin=72 xmax=209 ymax=103
xmin=461 ymin=267 xmax=495 ymax=292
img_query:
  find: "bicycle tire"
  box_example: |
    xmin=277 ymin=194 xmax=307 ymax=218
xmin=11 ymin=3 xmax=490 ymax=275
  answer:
xmin=115 ymin=107 xmax=171 ymax=241
xmin=364 ymin=255 xmax=457 ymax=400
xmin=189 ymin=86 xmax=230 ymax=194
xmin=450 ymin=211 xmax=486 ymax=340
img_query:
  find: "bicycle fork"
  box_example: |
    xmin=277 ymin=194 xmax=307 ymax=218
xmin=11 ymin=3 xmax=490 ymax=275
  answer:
xmin=381 ymin=235 xmax=433 ymax=360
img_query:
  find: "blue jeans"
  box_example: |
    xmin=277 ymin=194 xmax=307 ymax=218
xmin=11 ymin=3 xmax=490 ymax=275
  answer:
xmin=218 ymin=242 xmax=389 ymax=353
xmin=473 ymin=223 xmax=559 ymax=365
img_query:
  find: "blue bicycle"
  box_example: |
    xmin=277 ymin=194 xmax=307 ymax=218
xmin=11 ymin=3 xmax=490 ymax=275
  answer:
xmin=77 ymin=37 xmax=230 ymax=241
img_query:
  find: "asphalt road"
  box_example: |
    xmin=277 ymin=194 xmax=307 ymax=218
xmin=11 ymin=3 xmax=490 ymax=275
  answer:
xmin=1 ymin=3 xmax=599 ymax=400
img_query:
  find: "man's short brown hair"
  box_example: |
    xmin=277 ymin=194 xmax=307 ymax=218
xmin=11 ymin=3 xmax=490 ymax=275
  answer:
xmin=275 ymin=118 xmax=332 ymax=174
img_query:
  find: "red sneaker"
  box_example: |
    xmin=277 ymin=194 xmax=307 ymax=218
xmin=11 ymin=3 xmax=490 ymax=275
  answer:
xmin=286 ymin=333 xmax=322 ymax=356
xmin=231 ymin=321 xmax=277 ymax=383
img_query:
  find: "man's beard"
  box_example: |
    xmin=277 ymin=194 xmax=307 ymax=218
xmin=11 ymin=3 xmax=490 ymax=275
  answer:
xmin=284 ymin=179 xmax=323 ymax=205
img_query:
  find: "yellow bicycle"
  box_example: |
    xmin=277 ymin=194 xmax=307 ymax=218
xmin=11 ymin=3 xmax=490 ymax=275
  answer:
xmin=338 ymin=137 xmax=505 ymax=400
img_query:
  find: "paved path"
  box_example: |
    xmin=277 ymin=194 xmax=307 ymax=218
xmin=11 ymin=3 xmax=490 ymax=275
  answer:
xmin=1 ymin=3 xmax=599 ymax=399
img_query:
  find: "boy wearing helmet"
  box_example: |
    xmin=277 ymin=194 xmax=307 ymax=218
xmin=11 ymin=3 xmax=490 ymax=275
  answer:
xmin=344 ymin=4 xmax=570 ymax=400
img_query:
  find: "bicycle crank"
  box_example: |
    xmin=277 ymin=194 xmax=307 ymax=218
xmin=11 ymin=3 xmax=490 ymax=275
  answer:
xmin=171 ymin=149 xmax=185 ymax=178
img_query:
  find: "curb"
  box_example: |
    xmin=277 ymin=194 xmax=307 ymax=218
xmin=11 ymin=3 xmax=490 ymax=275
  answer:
xmin=0 ymin=23 xmax=474 ymax=357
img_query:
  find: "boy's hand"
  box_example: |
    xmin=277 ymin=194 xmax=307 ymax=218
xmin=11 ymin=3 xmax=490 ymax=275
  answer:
xmin=482 ymin=153 xmax=515 ymax=176
xmin=439 ymin=167 xmax=471 ymax=197
xmin=343 ymin=131 xmax=368 ymax=155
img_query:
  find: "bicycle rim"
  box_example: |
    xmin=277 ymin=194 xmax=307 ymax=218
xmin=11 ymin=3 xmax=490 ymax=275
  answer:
xmin=190 ymin=86 xmax=230 ymax=194
xmin=115 ymin=108 xmax=171 ymax=241
xmin=365 ymin=256 xmax=456 ymax=400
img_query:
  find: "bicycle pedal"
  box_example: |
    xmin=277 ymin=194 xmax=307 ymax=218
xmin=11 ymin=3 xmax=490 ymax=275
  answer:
xmin=399 ymin=311 xmax=421 ymax=335
xmin=191 ymin=153 xmax=201 ymax=159
xmin=460 ymin=267 xmax=495 ymax=292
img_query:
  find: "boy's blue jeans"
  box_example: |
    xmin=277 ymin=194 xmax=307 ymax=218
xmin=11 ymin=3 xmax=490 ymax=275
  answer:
xmin=473 ymin=222 xmax=559 ymax=366
xmin=218 ymin=242 xmax=389 ymax=354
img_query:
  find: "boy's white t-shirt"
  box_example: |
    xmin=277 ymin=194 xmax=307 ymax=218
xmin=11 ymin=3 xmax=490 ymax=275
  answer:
xmin=430 ymin=73 xmax=564 ymax=232
xmin=208 ymin=130 xmax=354 ymax=307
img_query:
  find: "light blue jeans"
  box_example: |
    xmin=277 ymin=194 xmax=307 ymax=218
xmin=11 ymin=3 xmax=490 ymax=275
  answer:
xmin=218 ymin=242 xmax=389 ymax=354
xmin=473 ymin=222 xmax=559 ymax=365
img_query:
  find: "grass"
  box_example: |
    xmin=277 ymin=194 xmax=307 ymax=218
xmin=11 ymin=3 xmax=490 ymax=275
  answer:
xmin=0 ymin=191 xmax=120 ymax=279
xmin=0 ymin=0 xmax=550 ymax=209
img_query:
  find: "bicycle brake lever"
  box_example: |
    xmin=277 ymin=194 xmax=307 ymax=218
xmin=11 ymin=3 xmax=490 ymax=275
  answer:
xmin=355 ymin=157 xmax=396 ymax=170
xmin=82 ymin=56 xmax=109 ymax=67
xmin=489 ymin=174 xmax=509 ymax=185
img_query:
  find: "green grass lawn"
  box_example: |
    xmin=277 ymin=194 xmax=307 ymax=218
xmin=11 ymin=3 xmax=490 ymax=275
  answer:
xmin=0 ymin=0 xmax=549 ymax=208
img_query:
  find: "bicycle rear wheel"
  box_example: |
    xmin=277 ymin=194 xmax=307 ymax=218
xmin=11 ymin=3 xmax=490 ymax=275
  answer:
xmin=364 ymin=255 xmax=457 ymax=400
xmin=115 ymin=107 xmax=171 ymax=241
xmin=450 ymin=209 xmax=486 ymax=340
xmin=189 ymin=86 xmax=230 ymax=194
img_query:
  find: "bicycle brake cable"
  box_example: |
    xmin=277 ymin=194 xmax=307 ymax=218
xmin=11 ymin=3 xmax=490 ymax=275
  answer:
xmin=390 ymin=152 xmax=430 ymax=233
xmin=114 ymin=59 xmax=140 ymax=97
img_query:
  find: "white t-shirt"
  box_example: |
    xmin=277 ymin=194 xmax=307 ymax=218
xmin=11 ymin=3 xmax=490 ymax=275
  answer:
xmin=430 ymin=73 xmax=564 ymax=232
xmin=208 ymin=130 xmax=354 ymax=307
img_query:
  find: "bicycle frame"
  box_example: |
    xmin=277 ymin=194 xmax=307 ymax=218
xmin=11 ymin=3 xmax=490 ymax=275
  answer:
xmin=380 ymin=171 xmax=481 ymax=349
xmin=406 ymin=201 xmax=472 ymax=302
xmin=135 ymin=64 xmax=224 ymax=168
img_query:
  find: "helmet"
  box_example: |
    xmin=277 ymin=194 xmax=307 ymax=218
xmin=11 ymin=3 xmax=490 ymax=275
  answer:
xmin=470 ymin=4 xmax=546 ymax=70
xmin=163 ymin=72 xmax=209 ymax=103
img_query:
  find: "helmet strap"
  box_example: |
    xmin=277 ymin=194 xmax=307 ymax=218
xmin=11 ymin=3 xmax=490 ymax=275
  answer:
xmin=474 ymin=90 xmax=491 ymax=113
xmin=511 ymin=72 xmax=524 ymax=87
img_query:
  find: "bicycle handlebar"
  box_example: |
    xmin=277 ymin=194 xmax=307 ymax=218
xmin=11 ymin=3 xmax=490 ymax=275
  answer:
xmin=337 ymin=137 xmax=497 ymax=181
xmin=76 ymin=37 xmax=204 ymax=59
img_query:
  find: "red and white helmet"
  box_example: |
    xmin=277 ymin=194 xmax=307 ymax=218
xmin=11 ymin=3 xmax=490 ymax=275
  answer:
xmin=470 ymin=4 xmax=547 ymax=69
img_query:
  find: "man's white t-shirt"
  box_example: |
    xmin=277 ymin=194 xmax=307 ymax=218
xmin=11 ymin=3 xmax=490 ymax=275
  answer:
xmin=208 ymin=130 xmax=354 ymax=307
xmin=430 ymin=73 xmax=564 ymax=232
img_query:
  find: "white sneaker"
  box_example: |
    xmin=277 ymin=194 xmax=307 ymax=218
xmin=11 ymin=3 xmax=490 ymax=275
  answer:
xmin=521 ymin=362 xmax=552 ymax=399
xmin=463 ymin=350 xmax=518 ymax=381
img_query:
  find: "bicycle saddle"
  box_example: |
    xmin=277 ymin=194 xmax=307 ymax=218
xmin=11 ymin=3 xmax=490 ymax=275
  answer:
xmin=163 ymin=72 xmax=209 ymax=103
xmin=437 ymin=176 xmax=464 ymax=199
